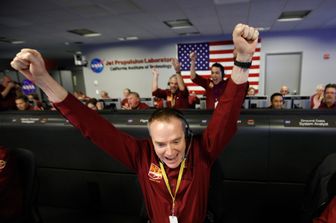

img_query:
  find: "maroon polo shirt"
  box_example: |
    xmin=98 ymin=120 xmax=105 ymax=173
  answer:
xmin=192 ymin=74 xmax=228 ymax=109
xmin=152 ymin=88 xmax=189 ymax=109
xmin=54 ymin=79 xmax=247 ymax=223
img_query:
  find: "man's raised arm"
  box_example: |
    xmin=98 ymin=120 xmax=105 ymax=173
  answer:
xmin=172 ymin=58 xmax=186 ymax=91
xmin=11 ymin=48 xmax=68 ymax=103
xmin=231 ymin=23 xmax=259 ymax=84
xmin=203 ymin=24 xmax=259 ymax=162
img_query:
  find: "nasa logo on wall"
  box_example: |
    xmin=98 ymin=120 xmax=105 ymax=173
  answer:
xmin=22 ymin=79 xmax=36 ymax=95
xmin=90 ymin=58 xmax=104 ymax=73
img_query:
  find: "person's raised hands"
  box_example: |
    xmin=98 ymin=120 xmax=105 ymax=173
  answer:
xmin=171 ymin=58 xmax=181 ymax=73
xmin=232 ymin=24 xmax=259 ymax=62
xmin=190 ymin=52 xmax=197 ymax=62
xmin=11 ymin=49 xmax=48 ymax=84
xmin=151 ymin=68 xmax=159 ymax=77
xmin=11 ymin=48 xmax=68 ymax=102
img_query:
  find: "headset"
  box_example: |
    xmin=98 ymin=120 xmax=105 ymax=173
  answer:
xmin=149 ymin=108 xmax=193 ymax=138
xmin=211 ymin=63 xmax=225 ymax=79
xmin=149 ymin=108 xmax=193 ymax=160
xmin=172 ymin=109 xmax=193 ymax=138
xmin=167 ymin=74 xmax=177 ymax=86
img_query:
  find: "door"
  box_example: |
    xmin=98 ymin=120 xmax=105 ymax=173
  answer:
xmin=265 ymin=53 xmax=302 ymax=96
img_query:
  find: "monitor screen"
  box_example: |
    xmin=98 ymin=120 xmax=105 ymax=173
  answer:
xmin=244 ymin=96 xmax=268 ymax=109
xmin=283 ymin=96 xmax=310 ymax=109
xmin=292 ymin=96 xmax=310 ymax=109
xmin=140 ymin=98 xmax=154 ymax=107
xmin=102 ymin=98 xmax=121 ymax=110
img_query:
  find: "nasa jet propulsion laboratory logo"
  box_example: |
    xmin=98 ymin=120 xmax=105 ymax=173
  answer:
xmin=22 ymin=79 xmax=36 ymax=95
xmin=148 ymin=163 xmax=162 ymax=183
xmin=90 ymin=58 xmax=104 ymax=73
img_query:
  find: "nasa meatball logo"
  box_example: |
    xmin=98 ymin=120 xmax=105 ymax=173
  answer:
xmin=90 ymin=58 xmax=104 ymax=73
xmin=22 ymin=79 xmax=36 ymax=95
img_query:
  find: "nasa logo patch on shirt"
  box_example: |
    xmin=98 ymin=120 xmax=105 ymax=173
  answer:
xmin=0 ymin=160 xmax=7 ymax=172
xmin=148 ymin=163 xmax=162 ymax=183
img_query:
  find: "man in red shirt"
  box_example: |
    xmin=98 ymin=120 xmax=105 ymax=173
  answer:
xmin=15 ymin=95 xmax=39 ymax=111
xmin=0 ymin=76 xmax=21 ymax=110
xmin=152 ymin=58 xmax=190 ymax=109
xmin=124 ymin=91 xmax=150 ymax=110
xmin=11 ymin=23 xmax=258 ymax=223
xmin=190 ymin=52 xmax=228 ymax=109
xmin=121 ymin=88 xmax=131 ymax=109
xmin=319 ymin=83 xmax=336 ymax=109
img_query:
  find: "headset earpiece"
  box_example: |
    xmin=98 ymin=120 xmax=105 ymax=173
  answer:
xmin=149 ymin=108 xmax=193 ymax=138
xmin=173 ymin=110 xmax=192 ymax=138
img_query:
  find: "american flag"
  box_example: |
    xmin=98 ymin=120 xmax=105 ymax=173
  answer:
xmin=177 ymin=40 xmax=261 ymax=95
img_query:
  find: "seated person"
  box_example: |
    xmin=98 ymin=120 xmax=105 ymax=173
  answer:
xmin=247 ymin=87 xmax=257 ymax=96
xmin=153 ymin=97 xmax=164 ymax=109
xmin=27 ymin=93 xmax=44 ymax=110
xmin=121 ymin=88 xmax=131 ymax=108
xmin=0 ymin=76 xmax=22 ymax=111
xmin=124 ymin=91 xmax=150 ymax=110
xmin=280 ymin=85 xmax=289 ymax=96
xmin=268 ymin=93 xmax=284 ymax=109
xmin=15 ymin=95 xmax=40 ymax=111
xmin=0 ymin=146 xmax=23 ymax=222
xmin=86 ymin=98 xmax=98 ymax=111
xmin=73 ymin=90 xmax=90 ymax=102
xmin=152 ymin=59 xmax=189 ymax=109
xmin=99 ymin=90 xmax=110 ymax=99
xmin=188 ymin=91 xmax=200 ymax=109
xmin=96 ymin=99 xmax=106 ymax=110
xmin=310 ymin=84 xmax=324 ymax=109
xmin=319 ymin=83 xmax=336 ymax=109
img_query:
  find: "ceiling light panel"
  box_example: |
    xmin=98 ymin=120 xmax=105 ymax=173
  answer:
xmin=278 ymin=10 xmax=311 ymax=22
xmin=164 ymin=19 xmax=193 ymax=29
xmin=68 ymin=29 xmax=101 ymax=37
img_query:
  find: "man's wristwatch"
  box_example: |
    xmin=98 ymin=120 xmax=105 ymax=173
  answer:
xmin=234 ymin=60 xmax=252 ymax=69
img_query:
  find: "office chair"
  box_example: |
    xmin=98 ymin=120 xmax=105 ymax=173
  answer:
xmin=10 ymin=148 xmax=41 ymax=223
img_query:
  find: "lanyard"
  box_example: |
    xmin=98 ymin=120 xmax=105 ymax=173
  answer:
xmin=159 ymin=159 xmax=186 ymax=216
xmin=171 ymin=94 xmax=176 ymax=107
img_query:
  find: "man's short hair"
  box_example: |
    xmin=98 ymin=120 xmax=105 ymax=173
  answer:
xmin=128 ymin=91 xmax=140 ymax=99
xmin=15 ymin=95 xmax=29 ymax=102
xmin=86 ymin=98 xmax=98 ymax=106
xmin=148 ymin=108 xmax=188 ymax=135
xmin=167 ymin=74 xmax=177 ymax=85
xmin=270 ymin=92 xmax=283 ymax=102
xmin=211 ymin=63 xmax=225 ymax=78
xmin=324 ymin=83 xmax=336 ymax=94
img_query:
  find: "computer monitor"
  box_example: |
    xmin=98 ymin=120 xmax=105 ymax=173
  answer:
xmin=244 ymin=96 xmax=268 ymax=109
xmin=199 ymin=97 xmax=207 ymax=109
xmin=283 ymin=96 xmax=293 ymax=109
xmin=140 ymin=97 xmax=154 ymax=107
xmin=102 ymin=98 xmax=121 ymax=110
xmin=291 ymin=96 xmax=310 ymax=109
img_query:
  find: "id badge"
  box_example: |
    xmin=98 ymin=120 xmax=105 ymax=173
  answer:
xmin=169 ymin=215 xmax=178 ymax=223
xmin=214 ymin=101 xmax=218 ymax=108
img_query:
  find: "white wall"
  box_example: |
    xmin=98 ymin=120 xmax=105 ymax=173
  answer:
xmin=82 ymin=28 xmax=336 ymax=98
xmin=83 ymin=40 xmax=179 ymax=98
xmin=260 ymin=28 xmax=336 ymax=95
